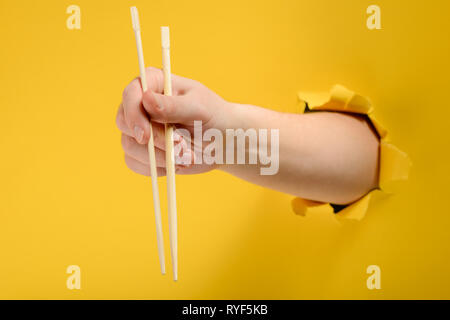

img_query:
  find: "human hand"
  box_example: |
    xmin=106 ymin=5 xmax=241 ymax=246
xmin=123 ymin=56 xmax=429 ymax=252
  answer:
xmin=116 ymin=68 xmax=380 ymax=204
xmin=116 ymin=67 xmax=231 ymax=176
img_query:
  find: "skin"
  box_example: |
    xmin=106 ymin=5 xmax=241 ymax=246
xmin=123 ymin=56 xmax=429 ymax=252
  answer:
xmin=116 ymin=67 xmax=379 ymax=205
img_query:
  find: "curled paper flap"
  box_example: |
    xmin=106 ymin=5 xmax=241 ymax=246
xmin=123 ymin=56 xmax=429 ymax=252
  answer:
xmin=379 ymin=141 xmax=412 ymax=193
xmin=298 ymin=84 xmax=373 ymax=115
xmin=291 ymin=198 xmax=328 ymax=216
xmin=335 ymin=191 xmax=373 ymax=221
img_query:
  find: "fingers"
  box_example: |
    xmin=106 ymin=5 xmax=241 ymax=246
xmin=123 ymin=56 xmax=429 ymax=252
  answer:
xmin=117 ymin=106 xmax=171 ymax=150
xmin=140 ymin=67 xmax=205 ymax=124
xmin=121 ymin=67 xmax=197 ymax=142
xmin=124 ymin=155 xmax=167 ymax=177
xmin=116 ymin=103 xmax=133 ymax=136
xmin=142 ymin=91 xmax=206 ymax=124
xmin=149 ymin=121 xmax=174 ymax=150
xmin=121 ymin=132 xmax=193 ymax=167
xmin=122 ymin=79 xmax=151 ymax=144
xmin=121 ymin=134 xmax=166 ymax=166
xmin=121 ymin=133 xmax=185 ymax=165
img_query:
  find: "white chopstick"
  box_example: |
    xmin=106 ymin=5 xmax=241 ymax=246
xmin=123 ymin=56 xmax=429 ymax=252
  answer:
xmin=161 ymin=26 xmax=178 ymax=281
xmin=130 ymin=6 xmax=166 ymax=275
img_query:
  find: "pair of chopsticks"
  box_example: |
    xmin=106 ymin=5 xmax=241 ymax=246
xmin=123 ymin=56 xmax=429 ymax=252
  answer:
xmin=130 ymin=7 xmax=178 ymax=281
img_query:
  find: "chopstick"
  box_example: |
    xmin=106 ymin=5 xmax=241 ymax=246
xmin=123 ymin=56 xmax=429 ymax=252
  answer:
xmin=161 ymin=26 xmax=178 ymax=281
xmin=130 ymin=6 xmax=166 ymax=275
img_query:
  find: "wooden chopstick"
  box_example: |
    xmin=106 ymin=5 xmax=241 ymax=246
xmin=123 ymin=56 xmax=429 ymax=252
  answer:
xmin=130 ymin=6 xmax=166 ymax=275
xmin=161 ymin=26 xmax=178 ymax=281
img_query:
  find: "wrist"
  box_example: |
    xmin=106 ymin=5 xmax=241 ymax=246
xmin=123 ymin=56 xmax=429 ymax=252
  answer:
xmin=214 ymin=102 xmax=280 ymax=174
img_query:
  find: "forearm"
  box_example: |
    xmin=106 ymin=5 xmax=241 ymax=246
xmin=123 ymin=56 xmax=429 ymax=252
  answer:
xmin=118 ymin=69 xmax=379 ymax=204
xmin=219 ymin=102 xmax=379 ymax=205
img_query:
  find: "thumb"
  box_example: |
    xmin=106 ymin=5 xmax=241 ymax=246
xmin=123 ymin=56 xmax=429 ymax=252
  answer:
xmin=142 ymin=91 xmax=202 ymax=124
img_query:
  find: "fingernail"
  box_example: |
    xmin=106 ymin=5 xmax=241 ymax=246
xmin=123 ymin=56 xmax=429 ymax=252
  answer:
xmin=173 ymin=131 xmax=182 ymax=142
xmin=134 ymin=126 xmax=144 ymax=143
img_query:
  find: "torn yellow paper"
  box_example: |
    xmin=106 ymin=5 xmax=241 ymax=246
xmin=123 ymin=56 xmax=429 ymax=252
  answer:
xmin=291 ymin=198 xmax=329 ymax=216
xmin=297 ymin=84 xmax=373 ymax=114
xmin=292 ymin=84 xmax=411 ymax=221
xmin=379 ymin=141 xmax=412 ymax=193
xmin=334 ymin=192 xmax=373 ymax=221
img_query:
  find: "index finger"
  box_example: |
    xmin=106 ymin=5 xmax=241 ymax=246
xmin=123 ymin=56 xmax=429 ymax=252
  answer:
xmin=122 ymin=67 xmax=197 ymax=143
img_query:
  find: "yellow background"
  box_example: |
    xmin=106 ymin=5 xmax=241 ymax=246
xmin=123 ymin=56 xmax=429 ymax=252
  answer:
xmin=0 ymin=0 xmax=449 ymax=299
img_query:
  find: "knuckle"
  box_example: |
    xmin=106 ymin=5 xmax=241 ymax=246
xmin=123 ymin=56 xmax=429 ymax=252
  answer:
xmin=116 ymin=109 xmax=125 ymax=131
xmin=145 ymin=66 xmax=158 ymax=73
xmin=124 ymin=155 xmax=135 ymax=171
xmin=191 ymin=79 xmax=203 ymax=88
xmin=122 ymin=79 xmax=141 ymax=101
xmin=124 ymin=154 xmax=131 ymax=167
xmin=146 ymin=67 xmax=164 ymax=92
xmin=165 ymin=96 xmax=174 ymax=111
xmin=158 ymin=109 xmax=169 ymax=122
xmin=157 ymin=97 xmax=174 ymax=121
xmin=146 ymin=66 xmax=161 ymax=77
xmin=115 ymin=110 xmax=122 ymax=129
xmin=121 ymin=134 xmax=133 ymax=152
xmin=122 ymin=85 xmax=130 ymax=101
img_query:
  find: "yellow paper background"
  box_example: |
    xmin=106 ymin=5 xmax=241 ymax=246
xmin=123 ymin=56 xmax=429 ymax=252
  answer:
xmin=0 ymin=0 xmax=449 ymax=299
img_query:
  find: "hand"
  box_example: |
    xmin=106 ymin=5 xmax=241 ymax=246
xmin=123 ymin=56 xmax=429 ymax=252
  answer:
xmin=116 ymin=67 xmax=380 ymax=204
xmin=116 ymin=67 xmax=231 ymax=177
